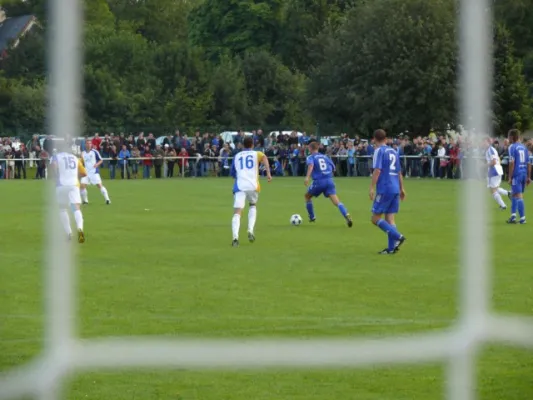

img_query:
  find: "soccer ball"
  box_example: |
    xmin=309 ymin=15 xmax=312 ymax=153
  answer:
xmin=290 ymin=214 xmax=303 ymax=226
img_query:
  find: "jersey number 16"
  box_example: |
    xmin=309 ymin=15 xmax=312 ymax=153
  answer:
xmin=239 ymin=155 xmax=254 ymax=169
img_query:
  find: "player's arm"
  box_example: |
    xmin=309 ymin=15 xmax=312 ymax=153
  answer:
xmin=304 ymin=162 xmax=313 ymax=186
xmin=230 ymin=157 xmax=237 ymax=179
xmin=78 ymin=159 xmax=87 ymax=177
xmin=399 ymin=170 xmax=406 ymax=200
xmin=526 ymin=160 xmax=531 ymax=185
xmin=369 ymin=150 xmax=382 ymax=200
xmin=259 ymin=152 xmax=272 ymax=182
xmin=94 ymin=150 xmax=103 ymax=169
xmin=508 ymin=148 xmax=515 ymax=184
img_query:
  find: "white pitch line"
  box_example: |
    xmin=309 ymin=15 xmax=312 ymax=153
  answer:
xmin=0 ymin=313 xmax=452 ymax=324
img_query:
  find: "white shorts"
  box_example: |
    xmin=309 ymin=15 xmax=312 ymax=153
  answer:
xmin=487 ymin=175 xmax=502 ymax=189
xmin=233 ymin=190 xmax=259 ymax=209
xmin=80 ymin=173 xmax=102 ymax=186
xmin=56 ymin=185 xmax=82 ymax=207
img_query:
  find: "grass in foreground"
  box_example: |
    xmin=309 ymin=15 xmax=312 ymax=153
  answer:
xmin=1 ymin=178 xmax=532 ymax=399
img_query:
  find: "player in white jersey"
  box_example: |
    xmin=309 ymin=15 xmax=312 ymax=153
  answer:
xmin=484 ymin=137 xmax=510 ymax=209
xmin=230 ymin=137 xmax=271 ymax=247
xmin=80 ymin=139 xmax=111 ymax=205
xmin=51 ymin=150 xmax=87 ymax=243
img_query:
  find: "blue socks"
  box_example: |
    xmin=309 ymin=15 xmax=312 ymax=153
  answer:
xmin=388 ymin=224 xmax=397 ymax=251
xmin=377 ymin=219 xmax=402 ymax=241
xmin=306 ymin=201 xmax=315 ymax=220
xmin=517 ymin=198 xmax=525 ymax=218
xmin=511 ymin=198 xmax=518 ymax=215
xmin=338 ymin=203 xmax=348 ymax=218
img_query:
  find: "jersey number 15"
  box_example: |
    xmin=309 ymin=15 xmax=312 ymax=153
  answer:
xmin=63 ymin=156 xmax=76 ymax=170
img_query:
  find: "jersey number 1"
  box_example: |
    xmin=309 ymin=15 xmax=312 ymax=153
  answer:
xmin=518 ymin=149 xmax=526 ymax=163
xmin=63 ymin=156 xmax=76 ymax=170
xmin=239 ymin=155 xmax=254 ymax=169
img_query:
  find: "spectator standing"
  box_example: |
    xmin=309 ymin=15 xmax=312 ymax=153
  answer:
xmin=109 ymin=145 xmax=118 ymax=179
xmin=37 ymin=147 xmax=49 ymax=179
xmin=153 ymin=144 xmax=164 ymax=178
xmin=14 ymin=144 xmax=28 ymax=179
xmin=166 ymin=146 xmax=177 ymax=178
xmin=130 ymin=147 xmax=141 ymax=179
xmin=136 ymin=132 xmax=146 ymax=150
xmin=91 ymin=133 xmax=102 ymax=152
xmin=0 ymin=146 xmax=5 ymax=179
xmin=347 ymin=141 xmax=355 ymax=177
xmin=178 ymin=147 xmax=189 ymax=176
xmin=142 ymin=145 xmax=153 ymax=179
xmin=118 ymin=144 xmax=131 ymax=179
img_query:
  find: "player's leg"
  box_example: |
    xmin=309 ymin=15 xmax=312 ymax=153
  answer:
xmin=57 ymin=187 xmax=72 ymax=239
xmin=247 ymin=191 xmax=259 ymax=242
xmin=232 ymin=192 xmax=245 ymax=246
xmin=69 ymin=187 xmax=85 ymax=243
xmin=305 ymin=192 xmax=316 ymax=222
xmin=508 ymin=178 xmax=525 ymax=223
xmin=384 ymin=196 xmax=405 ymax=252
xmin=371 ymin=195 xmax=402 ymax=254
xmin=79 ymin=179 xmax=89 ymax=204
xmin=95 ymin=175 xmax=111 ymax=204
xmin=327 ymin=192 xmax=352 ymax=227
xmin=488 ymin=176 xmax=506 ymax=209
xmin=516 ymin=177 xmax=526 ymax=223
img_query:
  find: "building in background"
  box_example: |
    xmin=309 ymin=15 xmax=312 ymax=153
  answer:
xmin=0 ymin=7 xmax=37 ymax=60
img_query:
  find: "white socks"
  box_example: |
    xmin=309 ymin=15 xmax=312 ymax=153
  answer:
xmin=80 ymin=188 xmax=88 ymax=203
xmin=493 ymin=192 xmax=506 ymax=208
xmin=59 ymin=209 xmax=72 ymax=235
xmin=100 ymin=186 xmax=110 ymax=202
xmin=232 ymin=214 xmax=241 ymax=240
xmin=497 ymin=188 xmax=509 ymax=196
xmin=74 ymin=209 xmax=84 ymax=230
xmin=248 ymin=206 xmax=257 ymax=234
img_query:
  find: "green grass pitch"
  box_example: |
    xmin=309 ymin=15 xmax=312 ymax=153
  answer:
xmin=1 ymin=177 xmax=532 ymax=399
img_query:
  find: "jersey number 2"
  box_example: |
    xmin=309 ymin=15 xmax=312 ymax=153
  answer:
xmin=63 ymin=156 xmax=76 ymax=170
xmin=389 ymin=153 xmax=397 ymax=171
xmin=239 ymin=155 xmax=254 ymax=169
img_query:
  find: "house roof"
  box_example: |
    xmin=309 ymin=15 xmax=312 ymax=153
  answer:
xmin=0 ymin=15 xmax=34 ymax=53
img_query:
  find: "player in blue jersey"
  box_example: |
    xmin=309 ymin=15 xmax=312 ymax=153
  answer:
xmin=507 ymin=129 xmax=531 ymax=224
xmin=304 ymin=141 xmax=353 ymax=227
xmin=369 ymin=129 xmax=406 ymax=254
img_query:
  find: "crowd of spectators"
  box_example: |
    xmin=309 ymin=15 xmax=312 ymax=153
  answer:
xmin=1 ymin=130 xmax=532 ymax=180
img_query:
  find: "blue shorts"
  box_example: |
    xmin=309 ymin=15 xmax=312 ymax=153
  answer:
xmin=372 ymin=193 xmax=400 ymax=215
xmin=308 ymin=179 xmax=336 ymax=198
xmin=511 ymin=174 xmax=527 ymax=194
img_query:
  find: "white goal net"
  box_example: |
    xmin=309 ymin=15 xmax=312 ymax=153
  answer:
xmin=1 ymin=0 xmax=533 ymax=399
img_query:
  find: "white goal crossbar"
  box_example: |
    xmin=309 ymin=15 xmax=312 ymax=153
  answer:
xmin=1 ymin=0 xmax=532 ymax=399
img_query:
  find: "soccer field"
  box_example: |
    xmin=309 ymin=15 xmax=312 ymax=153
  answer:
xmin=1 ymin=178 xmax=532 ymax=399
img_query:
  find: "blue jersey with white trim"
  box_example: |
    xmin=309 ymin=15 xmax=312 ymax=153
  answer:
xmin=509 ymin=143 xmax=530 ymax=177
xmin=306 ymin=153 xmax=335 ymax=181
xmin=373 ymin=145 xmax=400 ymax=194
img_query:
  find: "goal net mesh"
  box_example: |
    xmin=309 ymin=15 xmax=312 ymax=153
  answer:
xmin=1 ymin=0 xmax=533 ymax=399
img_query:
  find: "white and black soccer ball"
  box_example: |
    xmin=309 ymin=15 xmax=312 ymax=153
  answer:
xmin=290 ymin=214 xmax=303 ymax=226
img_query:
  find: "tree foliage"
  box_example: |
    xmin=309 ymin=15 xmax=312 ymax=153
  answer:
xmin=0 ymin=0 xmax=532 ymax=136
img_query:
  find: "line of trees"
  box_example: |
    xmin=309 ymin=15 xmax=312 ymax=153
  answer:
xmin=0 ymin=0 xmax=532 ymax=137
